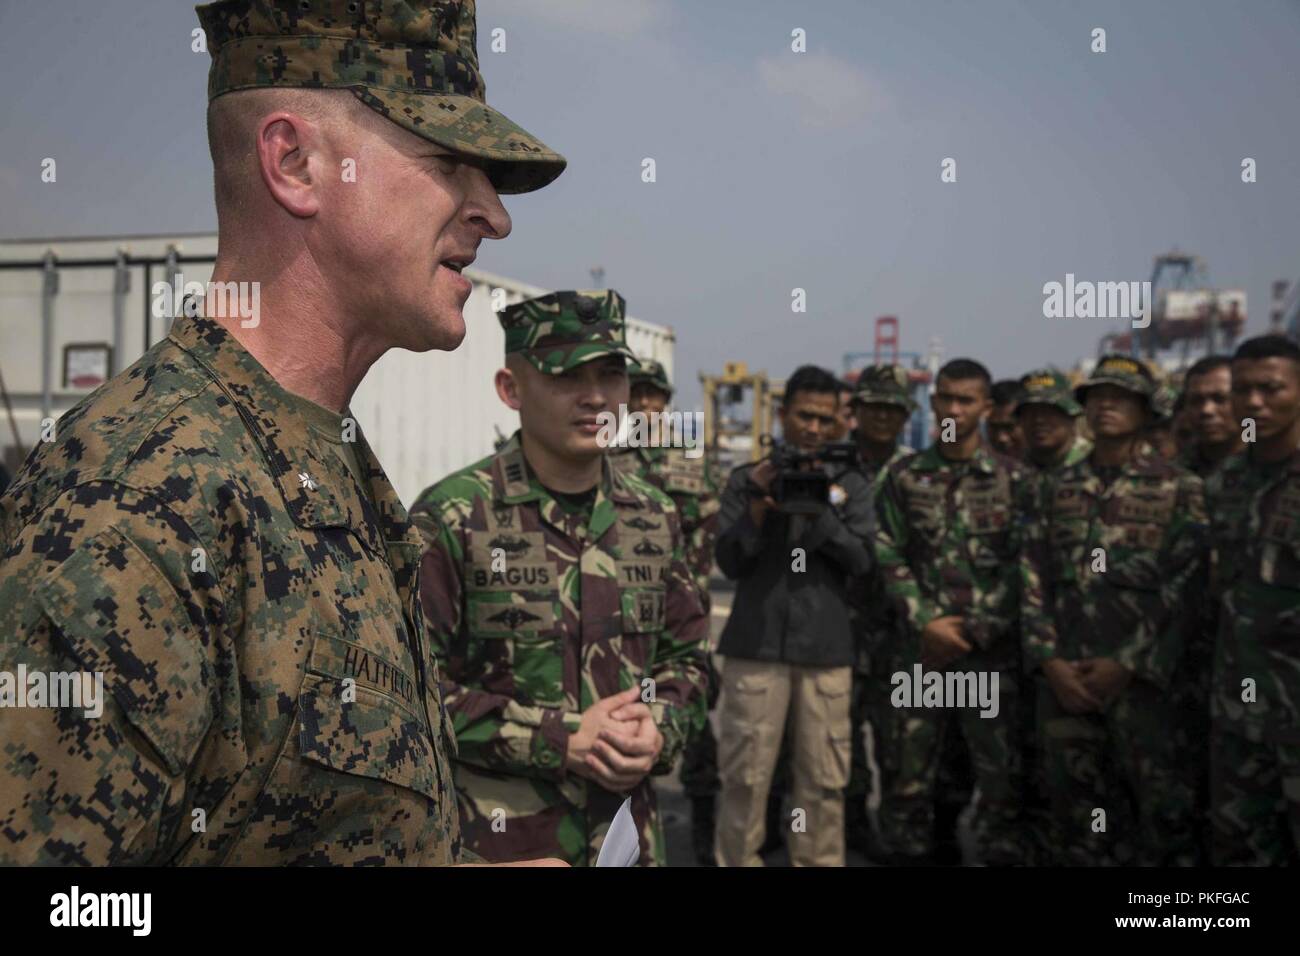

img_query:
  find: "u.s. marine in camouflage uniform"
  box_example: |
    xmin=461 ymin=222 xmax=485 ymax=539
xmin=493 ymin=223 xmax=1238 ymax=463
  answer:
xmin=0 ymin=0 xmax=566 ymax=866
xmin=1204 ymin=335 xmax=1300 ymax=866
xmin=1021 ymin=355 xmax=1207 ymax=866
xmin=411 ymin=291 xmax=709 ymax=867
xmin=873 ymin=359 xmax=1030 ymax=865
xmin=611 ymin=356 xmax=722 ymax=864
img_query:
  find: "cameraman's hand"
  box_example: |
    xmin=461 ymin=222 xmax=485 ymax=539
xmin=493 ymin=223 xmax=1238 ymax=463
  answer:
xmin=748 ymin=459 xmax=778 ymax=527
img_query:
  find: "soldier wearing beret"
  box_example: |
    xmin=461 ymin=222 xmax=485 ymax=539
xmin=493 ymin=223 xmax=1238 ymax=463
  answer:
xmin=410 ymin=291 xmax=710 ymax=866
xmin=1020 ymin=354 xmax=1207 ymax=865
xmin=0 ymin=0 xmax=564 ymax=865
xmin=1204 ymin=335 xmax=1300 ymax=865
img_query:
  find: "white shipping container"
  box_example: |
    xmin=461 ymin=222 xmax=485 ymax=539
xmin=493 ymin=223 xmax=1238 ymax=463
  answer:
xmin=0 ymin=234 xmax=674 ymax=506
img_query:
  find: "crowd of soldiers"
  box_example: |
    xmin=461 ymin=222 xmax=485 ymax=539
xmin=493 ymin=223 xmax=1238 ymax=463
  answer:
xmin=0 ymin=0 xmax=1296 ymax=870
xmin=663 ymin=340 xmax=1299 ymax=868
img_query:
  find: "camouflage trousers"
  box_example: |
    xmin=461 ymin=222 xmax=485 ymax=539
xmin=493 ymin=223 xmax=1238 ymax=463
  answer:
xmin=1019 ymin=672 xmax=1054 ymax=866
xmin=1171 ymin=666 xmax=1212 ymax=865
xmin=680 ymin=652 xmax=721 ymax=798
xmin=1038 ymin=678 xmax=1197 ymax=866
xmin=1210 ymin=727 xmax=1300 ymax=866
xmin=876 ymin=650 xmax=1023 ymax=864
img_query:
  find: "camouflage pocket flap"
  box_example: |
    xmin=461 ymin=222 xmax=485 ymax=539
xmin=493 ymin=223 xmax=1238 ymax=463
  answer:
xmin=297 ymin=673 xmax=441 ymax=800
xmin=36 ymin=527 xmax=214 ymax=778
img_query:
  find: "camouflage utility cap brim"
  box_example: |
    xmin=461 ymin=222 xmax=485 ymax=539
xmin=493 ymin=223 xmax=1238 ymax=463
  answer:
xmin=1017 ymin=367 xmax=1082 ymax=417
xmin=197 ymin=0 xmax=565 ymax=194
xmin=630 ymin=358 xmax=673 ymax=397
xmin=851 ymin=363 xmax=916 ymax=412
xmin=500 ymin=289 xmax=637 ymax=374
xmin=1075 ymin=354 xmax=1155 ymax=405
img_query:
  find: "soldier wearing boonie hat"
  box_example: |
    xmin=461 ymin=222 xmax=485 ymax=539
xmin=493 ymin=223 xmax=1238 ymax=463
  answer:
xmin=410 ymin=290 xmax=710 ymax=866
xmin=1074 ymin=353 xmax=1157 ymax=407
xmin=1016 ymin=367 xmax=1090 ymax=474
xmin=629 ymin=358 xmax=674 ymax=398
xmin=1022 ymin=352 xmax=1207 ymax=865
xmin=844 ymin=363 xmax=917 ymax=860
xmin=197 ymin=0 xmax=566 ymax=193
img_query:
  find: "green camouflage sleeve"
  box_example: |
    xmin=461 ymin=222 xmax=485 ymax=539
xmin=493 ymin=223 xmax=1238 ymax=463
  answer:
xmin=873 ymin=466 xmax=943 ymax=641
xmin=1118 ymin=472 xmax=1209 ymax=685
xmin=0 ymin=487 xmax=224 ymax=865
xmin=1019 ymin=472 xmax=1059 ymax=665
xmin=648 ymin=505 xmax=710 ymax=775
xmin=413 ymin=508 xmax=572 ymax=781
xmin=685 ymin=462 xmax=721 ymax=600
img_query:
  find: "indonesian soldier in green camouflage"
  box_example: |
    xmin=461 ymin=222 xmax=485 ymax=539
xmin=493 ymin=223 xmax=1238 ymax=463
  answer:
xmin=1021 ymin=354 xmax=1207 ymax=866
xmin=843 ymin=363 xmax=915 ymax=856
xmin=611 ymin=356 xmax=722 ymax=864
xmin=1011 ymin=366 xmax=1090 ymax=863
xmin=411 ymin=291 xmax=710 ymax=867
xmin=873 ymin=359 xmax=1030 ymax=865
xmin=0 ymin=0 xmax=565 ymax=866
xmin=1204 ymin=335 xmax=1300 ymax=865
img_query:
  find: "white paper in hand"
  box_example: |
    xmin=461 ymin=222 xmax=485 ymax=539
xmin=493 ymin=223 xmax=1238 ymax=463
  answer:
xmin=595 ymin=797 xmax=640 ymax=867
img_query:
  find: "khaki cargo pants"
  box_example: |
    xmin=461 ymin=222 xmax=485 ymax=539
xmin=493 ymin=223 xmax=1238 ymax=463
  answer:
xmin=715 ymin=657 xmax=852 ymax=866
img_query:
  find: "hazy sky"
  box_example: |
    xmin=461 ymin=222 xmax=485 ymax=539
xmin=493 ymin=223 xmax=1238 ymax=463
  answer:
xmin=3 ymin=0 xmax=1298 ymax=408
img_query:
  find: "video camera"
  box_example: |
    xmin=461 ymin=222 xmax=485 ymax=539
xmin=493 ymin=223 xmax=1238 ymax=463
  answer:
xmin=757 ymin=440 xmax=859 ymax=515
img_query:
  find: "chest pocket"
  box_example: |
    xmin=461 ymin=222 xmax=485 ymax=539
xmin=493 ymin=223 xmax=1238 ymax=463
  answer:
xmin=1112 ymin=489 xmax=1174 ymax=553
xmin=1049 ymin=483 xmax=1091 ymax=553
xmin=1261 ymin=481 xmax=1300 ymax=589
xmin=964 ymin=475 xmax=1012 ymax=567
xmin=664 ymin=456 xmax=707 ymax=496
xmin=616 ymin=515 xmax=671 ymax=634
xmin=903 ymin=480 xmax=947 ymax=548
xmin=462 ymin=528 xmax=565 ymax=706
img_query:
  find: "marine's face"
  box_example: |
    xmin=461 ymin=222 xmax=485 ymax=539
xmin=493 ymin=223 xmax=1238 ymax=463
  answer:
xmin=1085 ymin=384 xmax=1147 ymax=439
xmin=1232 ymin=357 xmax=1300 ymax=441
xmin=1018 ymin=403 xmax=1075 ymax=456
xmin=506 ymin=355 xmax=630 ymax=461
xmin=324 ymin=121 xmax=512 ymax=353
xmin=1185 ymin=366 xmax=1234 ymax=445
xmin=630 ymin=383 xmax=669 ymax=416
xmin=931 ymin=376 xmax=990 ymax=442
xmin=780 ymin=391 xmax=839 ymax=453
xmin=853 ymin=401 xmax=910 ymax=445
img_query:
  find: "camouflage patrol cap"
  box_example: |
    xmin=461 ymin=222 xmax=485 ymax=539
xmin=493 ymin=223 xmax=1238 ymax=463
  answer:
xmin=500 ymin=290 xmax=637 ymax=374
xmin=850 ymin=363 xmax=916 ymax=412
xmin=1016 ymin=367 xmax=1082 ymax=417
xmin=196 ymin=0 xmax=565 ymax=194
xmin=629 ymin=357 xmax=673 ymax=397
xmin=1075 ymin=353 xmax=1156 ymax=406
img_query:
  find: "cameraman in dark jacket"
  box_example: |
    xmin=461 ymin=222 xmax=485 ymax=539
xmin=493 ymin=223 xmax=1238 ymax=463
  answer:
xmin=713 ymin=365 xmax=874 ymax=866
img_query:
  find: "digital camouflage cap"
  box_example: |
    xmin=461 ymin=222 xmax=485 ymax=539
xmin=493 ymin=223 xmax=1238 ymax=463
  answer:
xmin=1017 ymin=367 xmax=1082 ymax=417
xmin=851 ymin=363 xmax=916 ymax=412
xmin=1075 ymin=353 xmax=1156 ymax=406
xmin=196 ymin=0 xmax=565 ymax=194
xmin=500 ymin=290 xmax=638 ymax=374
xmin=630 ymin=357 xmax=673 ymax=397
